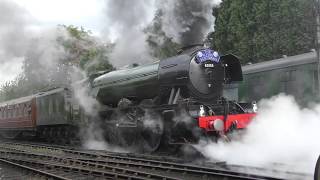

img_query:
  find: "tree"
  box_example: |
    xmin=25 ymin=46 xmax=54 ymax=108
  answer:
xmin=212 ymin=0 xmax=316 ymax=64
xmin=0 ymin=25 xmax=114 ymax=101
xmin=145 ymin=10 xmax=181 ymax=60
xmin=58 ymin=25 xmax=114 ymax=74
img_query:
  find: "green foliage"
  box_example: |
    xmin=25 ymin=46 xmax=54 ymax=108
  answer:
xmin=58 ymin=25 xmax=113 ymax=72
xmin=212 ymin=0 xmax=316 ymax=64
xmin=64 ymin=25 xmax=92 ymax=40
xmin=0 ymin=25 xmax=113 ymax=102
xmin=145 ymin=10 xmax=181 ymax=60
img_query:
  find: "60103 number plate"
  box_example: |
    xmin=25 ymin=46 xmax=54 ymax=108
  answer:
xmin=205 ymin=64 xmax=214 ymax=68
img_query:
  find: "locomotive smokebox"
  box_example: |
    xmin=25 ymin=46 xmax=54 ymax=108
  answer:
xmin=159 ymin=47 xmax=242 ymax=102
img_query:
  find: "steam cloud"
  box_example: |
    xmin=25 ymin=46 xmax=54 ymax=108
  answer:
xmin=102 ymin=0 xmax=221 ymax=67
xmin=71 ymin=70 xmax=114 ymax=151
xmin=0 ymin=0 xmax=33 ymax=85
xmin=0 ymin=0 xmax=76 ymax=86
xmin=196 ymin=94 xmax=320 ymax=175
xmin=158 ymin=0 xmax=221 ymax=46
xmin=0 ymin=0 xmax=111 ymax=150
xmin=103 ymin=0 xmax=156 ymax=67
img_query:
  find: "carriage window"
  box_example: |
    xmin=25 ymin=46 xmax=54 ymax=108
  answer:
xmin=8 ymin=108 xmax=11 ymax=118
xmin=14 ymin=106 xmax=18 ymax=117
xmin=49 ymin=98 xmax=53 ymax=115
xmin=27 ymin=103 xmax=32 ymax=115
xmin=18 ymin=105 xmax=21 ymax=117
xmin=52 ymin=96 xmax=56 ymax=114
xmin=20 ymin=104 xmax=23 ymax=117
xmin=39 ymin=99 xmax=43 ymax=115
xmin=13 ymin=106 xmax=16 ymax=118
xmin=16 ymin=105 xmax=19 ymax=117
xmin=7 ymin=109 xmax=9 ymax=118
xmin=281 ymin=70 xmax=297 ymax=82
xmin=314 ymin=70 xmax=319 ymax=93
xmin=44 ymin=98 xmax=48 ymax=115
xmin=24 ymin=104 xmax=28 ymax=116
xmin=20 ymin=105 xmax=24 ymax=117
xmin=18 ymin=104 xmax=22 ymax=117
xmin=56 ymin=98 xmax=60 ymax=113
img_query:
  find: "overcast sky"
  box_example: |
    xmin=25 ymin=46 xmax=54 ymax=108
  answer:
xmin=13 ymin=0 xmax=104 ymax=35
xmin=0 ymin=0 xmax=105 ymax=85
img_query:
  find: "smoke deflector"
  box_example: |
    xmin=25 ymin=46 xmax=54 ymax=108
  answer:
xmin=221 ymin=54 xmax=243 ymax=83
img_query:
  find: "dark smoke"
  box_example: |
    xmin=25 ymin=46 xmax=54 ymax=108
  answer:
xmin=158 ymin=0 xmax=221 ymax=46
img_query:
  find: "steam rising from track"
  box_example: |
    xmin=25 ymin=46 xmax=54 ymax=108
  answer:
xmin=71 ymin=74 xmax=124 ymax=152
xmin=196 ymin=94 xmax=320 ymax=174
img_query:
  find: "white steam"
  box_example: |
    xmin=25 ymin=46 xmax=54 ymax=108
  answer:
xmin=158 ymin=0 xmax=221 ymax=46
xmin=103 ymin=0 xmax=156 ymax=67
xmin=71 ymin=67 xmax=115 ymax=151
xmin=196 ymin=94 xmax=320 ymax=174
xmin=0 ymin=0 xmax=34 ymax=85
xmin=142 ymin=110 xmax=163 ymax=134
xmin=0 ymin=0 xmax=76 ymax=86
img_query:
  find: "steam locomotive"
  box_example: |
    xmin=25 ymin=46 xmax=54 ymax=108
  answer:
xmin=91 ymin=45 xmax=256 ymax=151
xmin=0 ymin=45 xmax=256 ymax=151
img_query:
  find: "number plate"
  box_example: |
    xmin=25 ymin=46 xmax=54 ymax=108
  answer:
xmin=205 ymin=64 xmax=214 ymax=68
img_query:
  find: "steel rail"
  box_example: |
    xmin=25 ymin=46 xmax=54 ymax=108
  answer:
xmin=0 ymin=150 xmax=179 ymax=180
xmin=0 ymin=158 xmax=72 ymax=180
xmin=0 ymin=142 xmax=282 ymax=180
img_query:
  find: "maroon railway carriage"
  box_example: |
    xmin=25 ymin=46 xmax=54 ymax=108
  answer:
xmin=0 ymin=95 xmax=37 ymax=138
xmin=0 ymin=88 xmax=80 ymax=140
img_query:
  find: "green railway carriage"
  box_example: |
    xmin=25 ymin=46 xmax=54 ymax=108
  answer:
xmin=237 ymin=51 xmax=319 ymax=105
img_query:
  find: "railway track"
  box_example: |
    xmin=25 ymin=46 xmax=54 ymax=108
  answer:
xmin=0 ymin=141 xmax=308 ymax=180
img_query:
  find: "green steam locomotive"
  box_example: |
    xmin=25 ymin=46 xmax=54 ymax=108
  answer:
xmin=0 ymin=45 xmax=256 ymax=152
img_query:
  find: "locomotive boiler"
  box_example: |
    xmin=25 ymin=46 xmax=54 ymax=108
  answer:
xmin=91 ymin=46 xmax=255 ymax=152
xmin=92 ymin=46 xmax=242 ymax=105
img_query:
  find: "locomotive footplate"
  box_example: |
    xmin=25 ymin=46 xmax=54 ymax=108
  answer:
xmin=198 ymin=113 xmax=256 ymax=133
xmin=198 ymin=100 xmax=257 ymax=139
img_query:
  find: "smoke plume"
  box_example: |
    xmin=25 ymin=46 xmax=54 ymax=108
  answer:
xmin=0 ymin=0 xmax=78 ymax=87
xmin=103 ymin=0 xmax=156 ymax=67
xmin=158 ymin=0 xmax=221 ymax=46
xmin=0 ymin=0 xmax=34 ymax=85
xmin=196 ymin=94 xmax=320 ymax=175
xmin=0 ymin=0 xmax=123 ymax=152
